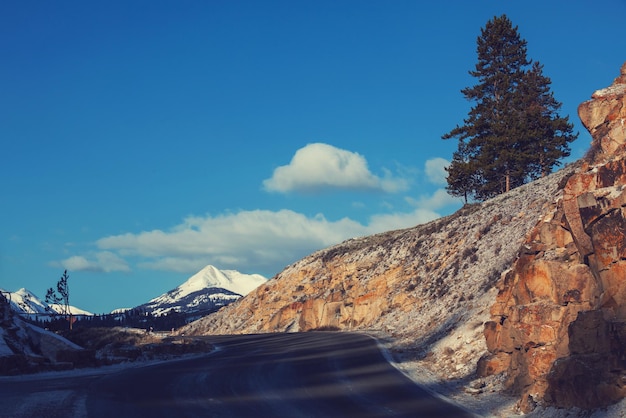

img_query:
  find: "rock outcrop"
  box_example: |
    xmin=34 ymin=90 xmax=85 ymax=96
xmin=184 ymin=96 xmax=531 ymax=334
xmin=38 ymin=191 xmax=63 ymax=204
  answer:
xmin=1 ymin=292 xmax=90 ymax=374
xmin=482 ymin=62 xmax=626 ymax=412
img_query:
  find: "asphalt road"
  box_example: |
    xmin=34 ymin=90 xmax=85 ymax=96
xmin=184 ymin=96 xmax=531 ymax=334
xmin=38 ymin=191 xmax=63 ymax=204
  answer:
xmin=0 ymin=332 xmax=474 ymax=417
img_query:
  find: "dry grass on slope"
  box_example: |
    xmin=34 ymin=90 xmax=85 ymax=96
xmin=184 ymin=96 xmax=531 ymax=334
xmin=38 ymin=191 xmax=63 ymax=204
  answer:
xmin=60 ymin=327 xmax=213 ymax=364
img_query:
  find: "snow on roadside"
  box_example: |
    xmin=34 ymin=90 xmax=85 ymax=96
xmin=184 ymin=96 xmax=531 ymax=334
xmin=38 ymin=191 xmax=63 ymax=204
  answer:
xmin=0 ymin=328 xmax=14 ymax=357
xmin=379 ymin=332 xmax=626 ymax=418
xmin=18 ymin=318 xmax=82 ymax=350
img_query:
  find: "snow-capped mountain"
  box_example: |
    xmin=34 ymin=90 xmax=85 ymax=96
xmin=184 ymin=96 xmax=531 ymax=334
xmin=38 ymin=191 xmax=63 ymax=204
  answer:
xmin=1 ymin=288 xmax=48 ymax=316
xmin=136 ymin=265 xmax=267 ymax=317
xmin=0 ymin=288 xmax=92 ymax=319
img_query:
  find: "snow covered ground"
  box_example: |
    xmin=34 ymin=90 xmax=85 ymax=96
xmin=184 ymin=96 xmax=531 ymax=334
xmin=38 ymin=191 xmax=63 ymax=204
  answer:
xmin=0 ymin=329 xmax=14 ymax=357
xmin=378 ymin=335 xmax=626 ymax=418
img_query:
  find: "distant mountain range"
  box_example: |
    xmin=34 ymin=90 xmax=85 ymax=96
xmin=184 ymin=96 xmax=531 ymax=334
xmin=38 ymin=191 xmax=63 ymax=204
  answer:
xmin=1 ymin=265 xmax=267 ymax=320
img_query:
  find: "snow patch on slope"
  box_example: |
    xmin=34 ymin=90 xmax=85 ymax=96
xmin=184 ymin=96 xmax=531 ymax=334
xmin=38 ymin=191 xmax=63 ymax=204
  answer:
xmin=0 ymin=328 xmax=14 ymax=357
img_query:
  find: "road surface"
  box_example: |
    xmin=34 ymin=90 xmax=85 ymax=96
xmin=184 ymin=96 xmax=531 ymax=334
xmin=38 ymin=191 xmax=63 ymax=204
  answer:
xmin=0 ymin=332 xmax=474 ymax=417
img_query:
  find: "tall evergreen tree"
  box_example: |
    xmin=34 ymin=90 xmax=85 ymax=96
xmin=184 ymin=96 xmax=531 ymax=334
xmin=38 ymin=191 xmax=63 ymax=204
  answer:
xmin=517 ymin=61 xmax=578 ymax=178
xmin=443 ymin=15 xmax=577 ymax=201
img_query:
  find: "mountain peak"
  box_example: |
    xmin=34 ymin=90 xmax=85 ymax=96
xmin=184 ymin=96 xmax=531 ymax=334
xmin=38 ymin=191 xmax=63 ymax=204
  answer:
xmin=139 ymin=265 xmax=268 ymax=317
xmin=175 ymin=265 xmax=267 ymax=300
xmin=14 ymin=288 xmax=36 ymax=297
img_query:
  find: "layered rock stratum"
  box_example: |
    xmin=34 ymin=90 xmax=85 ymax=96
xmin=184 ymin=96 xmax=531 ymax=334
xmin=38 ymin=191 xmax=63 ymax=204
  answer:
xmin=182 ymin=62 xmax=626 ymax=414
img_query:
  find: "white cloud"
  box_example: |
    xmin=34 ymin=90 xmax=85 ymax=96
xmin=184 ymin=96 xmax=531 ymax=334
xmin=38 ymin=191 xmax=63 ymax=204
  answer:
xmin=60 ymin=155 xmax=463 ymax=278
xmin=59 ymin=251 xmax=130 ymax=273
xmin=367 ymin=209 xmax=442 ymax=233
xmin=96 ymin=209 xmax=367 ymax=276
xmin=424 ymin=157 xmax=449 ymax=186
xmin=82 ymin=203 xmax=451 ymax=277
xmin=406 ymin=189 xmax=462 ymax=211
xmin=137 ymin=257 xmax=218 ymax=274
xmin=262 ymin=143 xmax=408 ymax=193
xmin=59 ymin=256 xmax=92 ymax=271
xmin=397 ymin=158 xmax=460 ymax=214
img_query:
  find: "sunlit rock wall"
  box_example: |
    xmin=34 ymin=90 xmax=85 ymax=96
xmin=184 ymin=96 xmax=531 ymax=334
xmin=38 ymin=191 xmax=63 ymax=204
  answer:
xmin=482 ymin=62 xmax=626 ymax=412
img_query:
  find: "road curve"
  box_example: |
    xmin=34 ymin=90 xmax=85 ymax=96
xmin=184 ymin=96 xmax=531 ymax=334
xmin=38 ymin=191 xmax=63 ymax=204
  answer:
xmin=0 ymin=332 xmax=475 ymax=417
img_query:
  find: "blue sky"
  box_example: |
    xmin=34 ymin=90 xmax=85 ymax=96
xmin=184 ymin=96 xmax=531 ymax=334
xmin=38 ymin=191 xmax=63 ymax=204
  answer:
xmin=2 ymin=1 xmax=625 ymax=313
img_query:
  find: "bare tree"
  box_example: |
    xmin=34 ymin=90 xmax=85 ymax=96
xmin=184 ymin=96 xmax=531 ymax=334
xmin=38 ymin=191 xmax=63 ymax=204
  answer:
xmin=45 ymin=270 xmax=72 ymax=330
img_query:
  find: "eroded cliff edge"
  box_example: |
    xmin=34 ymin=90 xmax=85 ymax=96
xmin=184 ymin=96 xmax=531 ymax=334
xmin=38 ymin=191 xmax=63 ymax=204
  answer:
xmin=482 ymin=62 xmax=626 ymax=412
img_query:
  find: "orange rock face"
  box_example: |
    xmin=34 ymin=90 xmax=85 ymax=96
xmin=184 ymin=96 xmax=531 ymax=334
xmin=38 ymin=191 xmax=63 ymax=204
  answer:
xmin=482 ymin=62 xmax=626 ymax=411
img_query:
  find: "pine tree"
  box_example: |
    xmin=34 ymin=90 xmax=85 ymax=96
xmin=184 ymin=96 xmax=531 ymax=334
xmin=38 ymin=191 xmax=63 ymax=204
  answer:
xmin=517 ymin=61 xmax=578 ymax=178
xmin=443 ymin=15 xmax=577 ymax=201
xmin=445 ymin=143 xmax=480 ymax=204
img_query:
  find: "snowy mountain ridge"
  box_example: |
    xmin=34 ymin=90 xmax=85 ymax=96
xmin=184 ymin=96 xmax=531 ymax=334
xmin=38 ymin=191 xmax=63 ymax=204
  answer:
xmin=2 ymin=265 xmax=267 ymax=320
xmin=1 ymin=288 xmax=48 ymax=315
xmin=0 ymin=288 xmax=92 ymax=318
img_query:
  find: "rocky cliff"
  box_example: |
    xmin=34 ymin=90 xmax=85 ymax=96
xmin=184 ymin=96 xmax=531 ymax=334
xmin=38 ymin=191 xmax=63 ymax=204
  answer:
xmin=482 ymin=62 xmax=626 ymax=412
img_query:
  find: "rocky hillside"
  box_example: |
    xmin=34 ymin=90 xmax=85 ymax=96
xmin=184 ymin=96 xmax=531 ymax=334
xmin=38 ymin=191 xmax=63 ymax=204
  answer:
xmin=482 ymin=62 xmax=626 ymax=412
xmin=182 ymin=62 xmax=626 ymax=415
xmin=0 ymin=291 xmax=89 ymax=374
xmin=181 ymin=156 xmax=576 ymax=399
xmin=183 ymin=167 xmax=570 ymax=340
